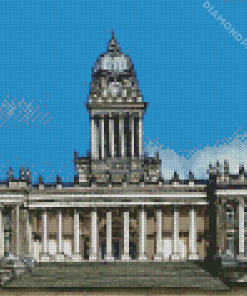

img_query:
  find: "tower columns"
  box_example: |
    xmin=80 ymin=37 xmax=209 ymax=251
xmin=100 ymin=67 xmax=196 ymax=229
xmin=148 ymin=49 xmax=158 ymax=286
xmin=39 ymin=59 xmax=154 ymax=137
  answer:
xmin=119 ymin=115 xmax=125 ymax=158
xmin=139 ymin=114 xmax=143 ymax=158
xmin=91 ymin=115 xmax=99 ymax=159
xmin=131 ymin=116 xmax=135 ymax=158
xmin=109 ymin=114 xmax=115 ymax=157
xmin=100 ymin=116 xmax=105 ymax=159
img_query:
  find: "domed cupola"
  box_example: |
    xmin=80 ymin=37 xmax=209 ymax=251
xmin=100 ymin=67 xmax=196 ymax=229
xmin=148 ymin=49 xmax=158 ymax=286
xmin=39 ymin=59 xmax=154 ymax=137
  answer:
xmin=89 ymin=31 xmax=142 ymax=102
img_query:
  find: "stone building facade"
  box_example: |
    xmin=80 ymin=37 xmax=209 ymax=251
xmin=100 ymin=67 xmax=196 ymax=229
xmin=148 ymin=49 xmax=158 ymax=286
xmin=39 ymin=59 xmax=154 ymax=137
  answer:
xmin=0 ymin=32 xmax=246 ymax=287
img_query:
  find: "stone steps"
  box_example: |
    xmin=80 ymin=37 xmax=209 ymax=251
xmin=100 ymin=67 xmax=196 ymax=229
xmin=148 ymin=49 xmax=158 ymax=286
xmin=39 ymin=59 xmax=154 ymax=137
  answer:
xmin=23 ymin=268 xmax=209 ymax=277
xmin=2 ymin=261 xmax=229 ymax=291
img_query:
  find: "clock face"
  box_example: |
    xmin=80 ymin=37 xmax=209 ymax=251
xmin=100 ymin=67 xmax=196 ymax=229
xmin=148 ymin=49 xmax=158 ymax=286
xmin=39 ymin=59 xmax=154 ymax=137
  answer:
xmin=101 ymin=57 xmax=128 ymax=72
xmin=109 ymin=82 xmax=123 ymax=96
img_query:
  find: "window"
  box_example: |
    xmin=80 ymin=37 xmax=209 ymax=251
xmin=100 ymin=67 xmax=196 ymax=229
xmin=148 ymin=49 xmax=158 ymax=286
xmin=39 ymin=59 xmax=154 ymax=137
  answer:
xmin=244 ymin=211 xmax=247 ymax=228
xmin=227 ymin=212 xmax=234 ymax=227
xmin=226 ymin=237 xmax=234 ymax=255
xmin=245 ymin=238 xmax=247 ymax=257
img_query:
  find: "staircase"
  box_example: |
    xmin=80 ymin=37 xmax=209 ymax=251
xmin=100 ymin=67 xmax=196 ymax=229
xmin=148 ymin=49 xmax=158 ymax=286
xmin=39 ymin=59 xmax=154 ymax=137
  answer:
xmin=2 ymin=261 xmax=229 ymax=291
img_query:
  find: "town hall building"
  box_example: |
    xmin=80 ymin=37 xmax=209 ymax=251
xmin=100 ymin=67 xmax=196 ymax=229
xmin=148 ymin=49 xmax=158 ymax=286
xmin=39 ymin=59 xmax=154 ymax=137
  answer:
xmin=0 ymin=32 xmax=247 ymax=290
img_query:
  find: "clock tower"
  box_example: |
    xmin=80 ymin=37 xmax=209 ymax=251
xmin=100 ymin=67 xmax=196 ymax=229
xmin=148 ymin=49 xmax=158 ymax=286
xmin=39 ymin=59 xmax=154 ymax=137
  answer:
xmin=75 ymin=31 xmax=162 ymax=186
xmin=87 ymin=31 xmax=147 ymax=160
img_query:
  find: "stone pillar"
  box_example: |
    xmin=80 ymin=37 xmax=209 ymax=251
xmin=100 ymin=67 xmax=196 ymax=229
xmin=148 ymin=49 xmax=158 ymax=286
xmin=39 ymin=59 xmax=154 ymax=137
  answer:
xmin=139 ymin=115 xmax=143 ymax=158
xmin=105 ymin=209 xmax=114 ymax=261
xmin=139 ymin=206 xmax=148 ymax=261
xmin=16 ymin=205 xmax=20 ymax=257
xmin=238 ymin=197 xmax=246 ymax=260
xmin=109 ymin=114 xmax=115 ymax=157
xmin=120 ymin=115 xmax=125 ymax=158
xmin=40 ymin=209 xmax=50 ymax=262
xmin=89 ymin=208 xmax=98 ymax=261
xmin=189 ymin=206 xmax=199 ymax=260
xmin=171 ymin=205 xmax=180 ymax=261
xmin=25 ymin=209 xmax=34 ymax=260
xmin=131 ymin=116 xmax=135 ymax=158
xmin=0 ymin=207 xmax=4 ymax=258
xmin=122 ymin=208 xmax=131 ymax=261
xmin=91 ymin=115 xmax=98 ymax=159
xmin=55 ymin=209 xmax=65 ymax=261
xmin=71 ymin=209 xmax=82 ymax=261
xmin=100 ymin=116 xmax=105 ymax=159
xmin=154 ymin=207 xmax=164 ymax=261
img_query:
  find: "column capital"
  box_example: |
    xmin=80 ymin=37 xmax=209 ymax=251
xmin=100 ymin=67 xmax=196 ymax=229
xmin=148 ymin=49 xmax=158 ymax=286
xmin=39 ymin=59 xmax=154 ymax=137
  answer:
xmin=138 ymin=205 xmax=146 ymax=211
xmin=121 ymin=207 xmax=130 ymax=213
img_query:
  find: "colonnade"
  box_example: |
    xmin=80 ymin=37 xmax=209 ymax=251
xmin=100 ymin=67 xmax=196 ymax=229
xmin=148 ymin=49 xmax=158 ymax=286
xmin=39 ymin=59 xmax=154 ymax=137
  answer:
xmin=91 ymin=113 xmax=143 ymax=159
xmin=37 ymin=205 xmax=199 ymax=262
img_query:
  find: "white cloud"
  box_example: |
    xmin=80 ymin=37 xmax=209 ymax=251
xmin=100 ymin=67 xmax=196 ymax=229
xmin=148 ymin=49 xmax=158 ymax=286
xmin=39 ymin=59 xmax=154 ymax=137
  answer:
xmin=145 ymin=131 xmax=247 ymax=180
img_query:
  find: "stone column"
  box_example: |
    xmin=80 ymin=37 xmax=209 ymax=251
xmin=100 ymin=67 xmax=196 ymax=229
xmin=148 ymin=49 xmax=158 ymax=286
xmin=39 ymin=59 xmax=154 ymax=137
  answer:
xmin=71 ymin=209 xmax=82 ymax=261
xmin=16 ymin=205 xmax=20 ymax=257
xmin=171 ymin=205 xmax=180 ymax=261
xmin=139 ymin=115 xmax=143 ymax=158
xmin=100 ymin=116 xmax=105 ymax=159
xmin=189 ymin=206 xmax=199 ymax=260
xmin=122 ymin=208 xmax=131 ymax=261
xmin=154 ymin=207 xmax=164 ymax=261
xmin=40 ymin=209 xmax=50 ymax=262
xmin=119 ymin=115 xmax=125 ymax=158
xmin=91 ymin=115 xmax=98 ymax=159
xmin=105 ymin=209 xmax=114 ymax=261
xmin=131 ymin=116 xmax=135 ymax=158
xmin=89 ymin=208 xmax=98 ymax=261
xmin=25 ymin=209 xmax=34 ymax=260
xmin=55 ymin=209 xmax=65 ymax=261
xmin=96 ymin=116 xmax=100 ymax=159
xmin=238 ymin=197 xmax=246 ymax=260
xmin=109 ymin=114 xmax=115 ymax=157
xmin=139 ymin=206 xmax=148 ymax=261
xmin=0 ymin=207 xmax=4 ymax=258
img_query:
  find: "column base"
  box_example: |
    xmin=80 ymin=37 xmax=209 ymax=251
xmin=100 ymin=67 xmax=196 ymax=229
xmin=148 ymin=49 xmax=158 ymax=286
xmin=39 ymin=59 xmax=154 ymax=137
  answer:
xmin=70 ymin=253 xmax=84 ymax=262
xmin=138 ymin=255 xmax=148 ymax=261
xmin=170 ymin=253 xmax=180 ymax=262
xmin=54 ymin=252 xmax=66 ymax=262
xmin=189 ymin=253 xmax=199 ymax=260
xmin=89 ymin=255 xmax=98 ymax=262
xmin=121 ymin=253 xmax=131 ymax=261
xmin=39 ymin=253 xmax=51 ymax=262
xmin=154 ymin=254 xmax=164 ymax=261
xmin=105 ymin=255 xmax=115 ymax=261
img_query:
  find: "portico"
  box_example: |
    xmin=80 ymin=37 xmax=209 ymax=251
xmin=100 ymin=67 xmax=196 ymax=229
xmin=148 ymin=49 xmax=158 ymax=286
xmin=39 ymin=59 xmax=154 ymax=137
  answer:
xmin=0 ymin=198 xmax=207 ymax=263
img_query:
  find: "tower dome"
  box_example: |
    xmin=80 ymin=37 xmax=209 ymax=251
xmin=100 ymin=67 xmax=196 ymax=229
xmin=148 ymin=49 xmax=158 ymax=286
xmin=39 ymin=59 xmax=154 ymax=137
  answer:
xmin=88 ymin=31 xmax=142 ymax=102
xmin=93 ymin=31 xmax=133 ymax=75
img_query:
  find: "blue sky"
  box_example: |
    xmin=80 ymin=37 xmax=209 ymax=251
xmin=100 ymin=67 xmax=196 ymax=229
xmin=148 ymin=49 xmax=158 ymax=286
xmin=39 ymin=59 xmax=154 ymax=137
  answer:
xmin=0 ymin=0 xmax=246 ymax=183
